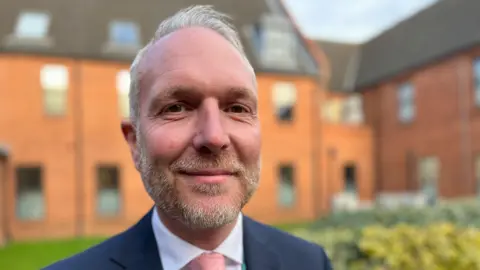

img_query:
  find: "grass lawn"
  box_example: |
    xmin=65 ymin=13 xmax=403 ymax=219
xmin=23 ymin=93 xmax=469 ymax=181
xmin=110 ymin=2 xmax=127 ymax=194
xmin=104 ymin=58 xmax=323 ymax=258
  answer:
xmin=0 ymin=237 xmax=105 ymax=270
xmin=0 ymin=222 xmax=310 ymax=270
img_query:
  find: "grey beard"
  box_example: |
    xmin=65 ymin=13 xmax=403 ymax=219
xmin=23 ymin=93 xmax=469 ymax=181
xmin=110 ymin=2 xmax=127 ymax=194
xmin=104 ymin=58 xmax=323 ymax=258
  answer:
xmin=138 ymin=141 xmax=259 ymax=229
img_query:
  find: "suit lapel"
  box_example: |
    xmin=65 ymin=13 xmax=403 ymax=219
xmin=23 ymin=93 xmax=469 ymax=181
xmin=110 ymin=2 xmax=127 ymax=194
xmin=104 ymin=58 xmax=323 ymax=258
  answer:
xmin=243 ymin=216 xmax=282 ymax=270
xmin=108 ymin=210 xmax=282 ymax=269
xmin=109 ymin=208 xmax=163 ymax=270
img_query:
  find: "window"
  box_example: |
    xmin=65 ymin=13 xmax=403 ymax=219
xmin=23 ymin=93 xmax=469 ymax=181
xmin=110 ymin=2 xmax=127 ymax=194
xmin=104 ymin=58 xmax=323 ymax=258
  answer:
xmin=406 ymin=151 xmax=417 ymax=191
xmin=475 ymin=155 xmax=480 ymax=196
xmin=278 ymin=164 xmax=295 ymax=208
xmin=272 ymin=82 xmax=296 ymax=121
xmin=343 ymin=164 xmax=357 ymax=195
xmin=321 ymin=99 xmax=342 ymax=123
xmin=342 ymin=95 xmax=364 ymax=124
xmin=16 ymin=167 xmax=44 ymax=221
xmin=41 ymin=64 xmax=69 ymax=115
xmin=418 ymin=156 xmax=439 ymax=206
xmin=473 ymin=58 xmax=480 ymax=107
xmin=14 ymin=11 xmax=50 ymax=39
xmin=253 ymin=15 xmax=298 ymax=70
xmin=397 ymin=82 xmax=415 ymax=123
xmin=116 ymin=70 xmax=130 ymax=118
xmin=96 ymin=166 xmax=121 ymax=217
xmin=263 ymin=30 xmax=296 ymax=68
xmin=109 ymin=20 xmax=140 ymax=47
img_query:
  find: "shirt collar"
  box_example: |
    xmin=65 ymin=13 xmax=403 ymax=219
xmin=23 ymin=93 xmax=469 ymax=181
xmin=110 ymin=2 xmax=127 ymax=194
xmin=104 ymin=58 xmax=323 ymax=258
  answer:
xmin=151 ymin=207 xmax=243 ymax=269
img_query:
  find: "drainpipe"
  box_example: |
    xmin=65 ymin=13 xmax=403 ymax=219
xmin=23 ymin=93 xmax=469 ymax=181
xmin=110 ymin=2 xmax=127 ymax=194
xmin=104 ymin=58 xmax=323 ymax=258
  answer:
xmin=73 ymin=61 xmax=85 ymax=237
xmin=457 ymin=58 xmax=472 ymax=196
xmin=311 ymin=81 xmax=321 ymax=218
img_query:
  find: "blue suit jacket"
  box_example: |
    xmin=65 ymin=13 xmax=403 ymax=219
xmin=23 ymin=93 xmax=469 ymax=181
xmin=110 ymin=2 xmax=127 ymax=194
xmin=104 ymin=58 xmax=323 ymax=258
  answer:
xmin=43 ymin=209 xmax=332 ymax=270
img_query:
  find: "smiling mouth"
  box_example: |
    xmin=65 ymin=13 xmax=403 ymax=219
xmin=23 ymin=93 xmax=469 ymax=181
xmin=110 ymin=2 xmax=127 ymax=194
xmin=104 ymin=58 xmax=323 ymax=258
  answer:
xmin=178 ymin=169 xmax=236 ymax=184
xmin=179 ymin=169 xmax=235 ymax=176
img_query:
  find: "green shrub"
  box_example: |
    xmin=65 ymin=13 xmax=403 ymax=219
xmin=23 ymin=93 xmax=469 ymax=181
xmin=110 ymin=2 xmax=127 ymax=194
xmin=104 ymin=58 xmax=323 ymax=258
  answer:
xmin=293 ymin=223 xmax=480 ymax=270
xmin=291 ymin=199 xmax=480 ymax=269
xmin=312 ymin=199 xmax=480 ymax=230
xmin=360 ymin=223 xmax=480 ymax=270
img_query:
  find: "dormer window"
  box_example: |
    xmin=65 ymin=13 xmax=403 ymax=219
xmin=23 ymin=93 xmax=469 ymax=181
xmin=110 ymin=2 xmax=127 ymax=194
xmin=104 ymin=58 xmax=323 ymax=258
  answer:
xmin=251 ymin=14 xmax=298 ymax=70
xmin=103 ymin=20 xmax=141 ymax=55
xmin=110 ymin=21 xmax=140 ymax=46
xmin=15 ymin=11 xmax=50 ymax=39
xmin=4 ymin=11 xmax=52 ymax=47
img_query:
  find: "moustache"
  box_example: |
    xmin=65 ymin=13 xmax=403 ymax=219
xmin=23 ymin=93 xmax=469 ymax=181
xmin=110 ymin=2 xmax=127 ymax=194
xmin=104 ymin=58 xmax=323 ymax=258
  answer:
xmin=169 ymin=153 xmax=245 ymax=174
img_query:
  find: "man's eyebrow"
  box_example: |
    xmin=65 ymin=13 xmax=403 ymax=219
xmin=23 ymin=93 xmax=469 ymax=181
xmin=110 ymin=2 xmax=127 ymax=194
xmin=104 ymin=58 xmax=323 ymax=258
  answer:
xmin=158 ymin=86 xmax=202 ymax=99
xmin=222 ymin=87 xmax=257 ymax=101
xmin=146 ymin=86 xmax=200 ymax=112
xmin=146 ymin=86 xmax=257 ymax=112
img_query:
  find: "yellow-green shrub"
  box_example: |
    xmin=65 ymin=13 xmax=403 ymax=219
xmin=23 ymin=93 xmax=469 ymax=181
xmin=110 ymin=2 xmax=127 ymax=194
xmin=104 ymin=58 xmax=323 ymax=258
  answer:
xmin=360 ymin=223 xmax=480 ymax=270
xmin=292 ymin=223 xmax=480 ymax=270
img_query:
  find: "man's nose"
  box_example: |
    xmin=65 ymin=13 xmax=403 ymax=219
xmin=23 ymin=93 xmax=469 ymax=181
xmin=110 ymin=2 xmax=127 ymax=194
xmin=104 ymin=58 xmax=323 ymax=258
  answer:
xmin=192 ymin=101 xmax=230 ymax=154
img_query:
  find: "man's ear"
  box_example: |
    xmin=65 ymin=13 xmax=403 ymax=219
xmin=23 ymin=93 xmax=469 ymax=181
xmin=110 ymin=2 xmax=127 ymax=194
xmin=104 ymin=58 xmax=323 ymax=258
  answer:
xmin=121 ymin=119 xmax=141 ymax=171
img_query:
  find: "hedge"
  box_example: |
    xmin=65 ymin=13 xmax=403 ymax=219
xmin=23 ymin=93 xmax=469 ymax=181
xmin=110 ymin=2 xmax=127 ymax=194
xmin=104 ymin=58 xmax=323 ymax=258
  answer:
xmin=293 ymin=223 xmax=480 ymax=270
xmin=291 ymin=199 xmax=480 ymax=269
xmin=310 ymin=199 xmax=480 ymax=230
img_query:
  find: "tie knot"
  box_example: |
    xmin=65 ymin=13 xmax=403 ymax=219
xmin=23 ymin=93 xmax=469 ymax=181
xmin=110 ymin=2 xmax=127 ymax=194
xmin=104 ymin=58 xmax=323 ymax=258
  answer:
xmin=187 ymin=252 xmax=226 ymax=270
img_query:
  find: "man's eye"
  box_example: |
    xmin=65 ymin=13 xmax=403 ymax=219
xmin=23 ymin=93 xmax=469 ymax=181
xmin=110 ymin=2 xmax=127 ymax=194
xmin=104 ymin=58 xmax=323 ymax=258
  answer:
xmin=225 ymin=105 xmax=248 ymax=113
xmin=164 ymin=104 xmax=187 ymax=113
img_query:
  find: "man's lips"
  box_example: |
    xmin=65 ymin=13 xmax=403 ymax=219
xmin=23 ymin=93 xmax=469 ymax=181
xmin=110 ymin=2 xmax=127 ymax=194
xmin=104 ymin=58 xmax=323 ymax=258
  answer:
xmin=178 ymin=169 xmax=236 ymax=184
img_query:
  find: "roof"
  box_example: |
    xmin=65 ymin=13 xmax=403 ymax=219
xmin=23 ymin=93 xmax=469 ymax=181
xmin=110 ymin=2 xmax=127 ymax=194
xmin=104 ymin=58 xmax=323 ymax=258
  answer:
xmin=0 ymin=0 xmax=317 ymax=76
xmin=314 ymin=0 xmax=480 ymax=90
xmin=315 ymin=40 xmax=361 ymax=91
xmin=356 ymin=0 xmax=480 ymax=89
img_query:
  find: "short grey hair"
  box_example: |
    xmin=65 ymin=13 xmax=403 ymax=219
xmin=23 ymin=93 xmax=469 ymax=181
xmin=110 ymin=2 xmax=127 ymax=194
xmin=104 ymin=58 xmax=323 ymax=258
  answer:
xmin=128 ymin=5 xmax=254 ymax=124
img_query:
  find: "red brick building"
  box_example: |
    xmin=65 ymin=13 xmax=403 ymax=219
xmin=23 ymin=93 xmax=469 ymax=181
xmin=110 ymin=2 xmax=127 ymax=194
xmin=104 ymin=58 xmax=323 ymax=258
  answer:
xmin=3 ymin=0 xmax=477 ymax=244
xmin=0 ymin=0 xmax=344 ymax=244
xmin=313 ymin=0 xmax=480 ymax=206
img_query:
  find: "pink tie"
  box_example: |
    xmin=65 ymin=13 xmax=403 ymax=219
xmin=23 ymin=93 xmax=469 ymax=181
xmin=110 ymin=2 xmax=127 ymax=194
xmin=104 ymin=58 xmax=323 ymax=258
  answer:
xmin=187 ymin=252 xmax=226 ymax=270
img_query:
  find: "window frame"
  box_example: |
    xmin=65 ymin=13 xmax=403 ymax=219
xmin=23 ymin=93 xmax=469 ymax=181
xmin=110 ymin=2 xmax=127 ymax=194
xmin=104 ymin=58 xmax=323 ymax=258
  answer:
xmin=397 ymin=82 xmax=415 ymax=123
xmin=95 ymin=164 xmax=122 ymax=218
xmin=15 ymin=11 xmax=51 ymax=39
xmin=15 ymin=165 xmax=45 ymax=222
xmin=108 ymin=20 xmax=141 ymax=48
xmin=277 ymin=163 xmax=296 ymax=208
xmin=473 ymin=57 xmax=480 ymax=107
xmin=40 ymin=64 xmax=69 ymax=116
xmin=272 ymin=82 xmax=297 ymax=122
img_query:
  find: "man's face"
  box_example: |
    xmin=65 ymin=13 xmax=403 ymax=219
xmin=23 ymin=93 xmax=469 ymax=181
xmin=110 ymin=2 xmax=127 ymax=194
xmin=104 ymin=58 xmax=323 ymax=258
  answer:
xmin=128 ymin=27 xmax=261 ymax=229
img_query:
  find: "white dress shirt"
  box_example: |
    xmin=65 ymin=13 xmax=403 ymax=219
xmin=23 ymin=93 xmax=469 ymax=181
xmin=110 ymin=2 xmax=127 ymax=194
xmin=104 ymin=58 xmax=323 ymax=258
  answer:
xmin=151 ymin=207 xmax=244 ymax=270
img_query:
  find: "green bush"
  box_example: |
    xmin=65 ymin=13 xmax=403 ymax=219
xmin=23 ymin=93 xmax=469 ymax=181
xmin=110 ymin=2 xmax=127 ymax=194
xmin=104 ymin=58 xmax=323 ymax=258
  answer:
xmin=360 ymin=223 xmax=480 ymax=270
xmin=293 ymin=223 xmax=480 ymax=270
xmin=312 ymin=199 xmax=480 ymax=230
xmin=292 ymin=199 xmax=480 ymax=269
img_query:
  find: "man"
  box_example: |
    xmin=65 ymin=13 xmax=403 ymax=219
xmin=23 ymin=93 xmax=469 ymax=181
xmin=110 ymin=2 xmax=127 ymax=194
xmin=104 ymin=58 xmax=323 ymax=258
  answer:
xmin=44 ymin=5 xmax=331 ymax=270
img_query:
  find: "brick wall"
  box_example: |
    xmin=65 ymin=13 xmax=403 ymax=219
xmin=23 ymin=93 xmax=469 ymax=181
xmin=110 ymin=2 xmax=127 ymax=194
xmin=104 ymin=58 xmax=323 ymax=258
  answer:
xmin=363 ymin=45 xmax=480 ymax=198
xmin=0 ymin=55 xmax=321 ymax=240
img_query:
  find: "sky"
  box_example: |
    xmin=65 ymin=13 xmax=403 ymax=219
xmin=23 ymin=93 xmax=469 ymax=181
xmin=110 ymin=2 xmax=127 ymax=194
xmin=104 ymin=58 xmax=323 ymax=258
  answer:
xmin=283 ymin=0 xmax=438 ymax=44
